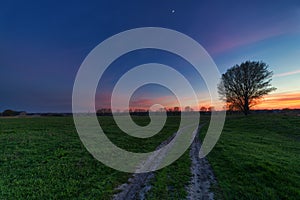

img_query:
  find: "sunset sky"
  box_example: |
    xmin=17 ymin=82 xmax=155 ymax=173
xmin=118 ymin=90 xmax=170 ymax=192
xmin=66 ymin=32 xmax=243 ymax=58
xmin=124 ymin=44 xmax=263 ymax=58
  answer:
xmin=1 ymin=0 xmax=300 ymax=112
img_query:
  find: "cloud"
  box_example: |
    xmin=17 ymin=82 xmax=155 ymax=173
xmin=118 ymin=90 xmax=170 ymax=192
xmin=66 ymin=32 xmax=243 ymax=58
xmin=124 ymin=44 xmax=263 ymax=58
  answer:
xmin=95 ymin=93 xmax=211 ymax=111
xmin=273 ymin=69 xmax=300 ymax=77
xmin=129 ymin=96 xmax=179 ymax=109
xmin=208 ymin=16 xmax=300 ymax=55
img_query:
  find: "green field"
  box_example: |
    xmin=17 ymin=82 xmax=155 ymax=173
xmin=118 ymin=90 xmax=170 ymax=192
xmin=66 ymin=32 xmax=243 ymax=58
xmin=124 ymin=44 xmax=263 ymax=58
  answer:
xmin=0 ymin=114 xmax=299 ymax=199
xmin=0 ymin=116 xmax=181 ymax=199
xmin=203 ymin=114 xmax=300 ymax=199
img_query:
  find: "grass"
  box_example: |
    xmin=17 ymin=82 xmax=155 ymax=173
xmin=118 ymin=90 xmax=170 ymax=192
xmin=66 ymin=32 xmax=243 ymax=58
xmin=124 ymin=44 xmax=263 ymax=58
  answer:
xmin=0 ymin=114 xmax=299 ymax=199
xmin=100 ymin=115 xmax=180 ymax=153
xmin=0 ymin=116 xmax=179 ymax=199
xmin=201 ymin=114 xmax=300 ymax=199
xmin=145 ymin=115 xmax=210 ymax=199
xmin=145 ymin=150 xmax=191 ymax=199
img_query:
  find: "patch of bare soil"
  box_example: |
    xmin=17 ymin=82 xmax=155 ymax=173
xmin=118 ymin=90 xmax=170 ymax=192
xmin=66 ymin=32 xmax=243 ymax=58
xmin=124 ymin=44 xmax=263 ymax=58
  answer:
xmin=186 ymin=130 xmax=217 ymax=200
xmin=113 ymin=133 xmax=176 ymax=200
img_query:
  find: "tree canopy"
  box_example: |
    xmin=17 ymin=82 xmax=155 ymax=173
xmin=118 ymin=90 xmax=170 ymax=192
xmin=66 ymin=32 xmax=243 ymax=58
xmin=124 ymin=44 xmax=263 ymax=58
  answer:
xmin=218 ymin=61 xmax=276 ymax=115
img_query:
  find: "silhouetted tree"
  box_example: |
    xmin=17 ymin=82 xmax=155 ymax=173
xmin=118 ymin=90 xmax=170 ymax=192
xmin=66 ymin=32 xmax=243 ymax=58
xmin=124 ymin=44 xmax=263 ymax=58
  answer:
xmin=218 ymin=61 xmax=276 ymax=115
xmin=158 ymin=108 xmax=165 ymax=112
xmin=173 ymin=107 xmax=180 ymax=112
xmin=208 ymin=106 xmax=215 ymax=112
xmin=96 ymin=108 xmax=112 ymax=116
xmin=184 ymin=106 xmax=191 ymax=112
xmin=200 ymin=106 xmax=207 ymax=112
xmin=2 ymin=109 xmax=18 ymax=116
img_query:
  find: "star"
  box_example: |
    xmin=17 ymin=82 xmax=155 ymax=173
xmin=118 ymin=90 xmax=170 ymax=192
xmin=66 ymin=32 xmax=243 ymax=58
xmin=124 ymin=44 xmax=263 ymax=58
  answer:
xmin=172 ymin=10 xmax=175 ymax=13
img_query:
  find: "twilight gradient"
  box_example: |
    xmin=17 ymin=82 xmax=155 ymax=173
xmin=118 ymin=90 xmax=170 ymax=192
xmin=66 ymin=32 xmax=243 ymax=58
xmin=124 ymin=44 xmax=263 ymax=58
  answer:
xmin=1 ymin=0 xmax=299 ymax=112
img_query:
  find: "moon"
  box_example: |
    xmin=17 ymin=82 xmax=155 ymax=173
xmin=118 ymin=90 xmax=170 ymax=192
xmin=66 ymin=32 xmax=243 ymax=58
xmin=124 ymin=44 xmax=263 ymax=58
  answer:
xmin=172 ymin=10 xmax=175 ymax=13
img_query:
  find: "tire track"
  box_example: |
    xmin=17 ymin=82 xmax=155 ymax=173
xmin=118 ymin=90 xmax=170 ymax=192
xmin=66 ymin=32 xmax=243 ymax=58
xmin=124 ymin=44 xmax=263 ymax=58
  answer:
xmin=113 ymin=132 xmax=177 ymax=200
xmin=113 ymin=125 xmax=215 ymax=200
xmin=186 ymin=128 xmax=217 ymax=200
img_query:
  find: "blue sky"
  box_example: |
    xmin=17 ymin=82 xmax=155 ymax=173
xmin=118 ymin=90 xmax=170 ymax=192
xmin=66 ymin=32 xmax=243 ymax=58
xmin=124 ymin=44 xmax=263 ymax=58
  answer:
xmin=1 ymin=0 xmax=300 ymax=112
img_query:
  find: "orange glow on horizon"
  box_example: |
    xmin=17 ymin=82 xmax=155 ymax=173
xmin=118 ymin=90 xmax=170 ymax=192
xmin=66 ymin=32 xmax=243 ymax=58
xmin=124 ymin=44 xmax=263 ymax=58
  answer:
xmin=96 ymin=91 xmax=300 ymax=112
xmin=253 ymin=92 xmax=300 ymax=110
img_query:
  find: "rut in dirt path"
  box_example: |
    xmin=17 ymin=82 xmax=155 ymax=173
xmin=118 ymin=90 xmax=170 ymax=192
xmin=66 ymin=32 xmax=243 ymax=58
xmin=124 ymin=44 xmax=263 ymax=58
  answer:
xmin=113 ymin=125 xmax=214 ymax=200
xmin=112 ymin=132 xmax=177 ymax=200
xmin=113 ymin=125 xmax=199 ymax=200
xmin=186 ymin=128 xmax=217 ymax=200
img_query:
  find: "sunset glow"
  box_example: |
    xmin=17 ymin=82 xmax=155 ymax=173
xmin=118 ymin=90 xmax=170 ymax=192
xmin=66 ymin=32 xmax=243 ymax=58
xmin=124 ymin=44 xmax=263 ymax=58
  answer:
xmin=253 ymin=92 xmax=300 ymax=110
xmin=126 ymin=92 xmax=300 ymax=112
xmin=1 ymin=1 xmax=299 ymax=113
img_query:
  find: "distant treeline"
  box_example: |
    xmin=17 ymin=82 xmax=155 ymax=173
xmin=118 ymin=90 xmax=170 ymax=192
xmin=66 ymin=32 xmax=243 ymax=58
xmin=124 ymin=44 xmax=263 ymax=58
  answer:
xmin=0 ymin=110 xmax=72 ymax=117
xmin=0 ymin=109 xmax=27 ymax=116
xmin=226 ymin=108 xmax=300 ymax=115
xmin=96 ymin=107 xmax=300 ymax=116
xmin=96 ymin=107 xmax=192 ymax=116
xmin=1 ymin=108 xmax=299 ymax=117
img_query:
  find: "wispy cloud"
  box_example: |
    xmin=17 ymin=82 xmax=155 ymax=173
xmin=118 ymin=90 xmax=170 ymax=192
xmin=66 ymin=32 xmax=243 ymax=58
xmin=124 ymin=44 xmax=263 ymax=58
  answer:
xmin=129 ymin=96 xmax=179 ymax=109
xmin=274 ymin=69 xmax=300 ymax=77
xmin=208 ymin=16 xmax=300 ymax=55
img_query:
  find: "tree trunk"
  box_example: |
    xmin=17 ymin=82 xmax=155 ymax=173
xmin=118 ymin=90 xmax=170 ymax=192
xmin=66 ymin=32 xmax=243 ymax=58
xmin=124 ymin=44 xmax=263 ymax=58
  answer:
xmin=244 ymin=98 xmax=250 ymax=115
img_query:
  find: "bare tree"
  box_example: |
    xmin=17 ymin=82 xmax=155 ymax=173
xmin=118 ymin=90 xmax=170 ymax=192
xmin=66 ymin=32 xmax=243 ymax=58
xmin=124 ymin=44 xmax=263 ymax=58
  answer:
xmin=208 ymin=106 xmax=215 ymax=112
xmin=218 ymin=61 xmax=276 ymax=115
xmin=173 ymin=107 xmax=180 ymax=112
xmin=184 ymin=106 xmax=191 ymax=112
xmin=200 ymin=106 xmax=207 ymax=112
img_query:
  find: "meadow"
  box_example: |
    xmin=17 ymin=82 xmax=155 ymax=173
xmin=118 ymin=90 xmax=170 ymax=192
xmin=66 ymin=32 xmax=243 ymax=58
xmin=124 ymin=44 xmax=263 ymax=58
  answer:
xmin=0 ymin=114 xmax=299 ymax=199
xmin=204 ymin=114 xmax=300 ymax=199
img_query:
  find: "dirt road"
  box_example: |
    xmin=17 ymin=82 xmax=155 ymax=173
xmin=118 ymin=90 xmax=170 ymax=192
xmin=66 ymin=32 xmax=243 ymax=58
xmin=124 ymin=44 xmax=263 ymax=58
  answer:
xmin=113 ymin=126 xmax=217 ymax=200
xmin=113 ymin=132 xmax=176 ymax=200
xmin=186 ymin=129 xmax=217 ymax=200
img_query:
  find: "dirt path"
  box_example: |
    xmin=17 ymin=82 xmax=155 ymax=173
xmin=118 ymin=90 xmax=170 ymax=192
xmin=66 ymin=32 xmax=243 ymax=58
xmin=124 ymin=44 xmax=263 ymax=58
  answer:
xmin=113 ymin=126 xmax=217 ymax=200
xmin=186 ymin=128 xmax=217 ymax=200
xmin=113 ymin=171 xmax=154 ymax=200
xmin=113 ymin=132 xmax=177 ymax=200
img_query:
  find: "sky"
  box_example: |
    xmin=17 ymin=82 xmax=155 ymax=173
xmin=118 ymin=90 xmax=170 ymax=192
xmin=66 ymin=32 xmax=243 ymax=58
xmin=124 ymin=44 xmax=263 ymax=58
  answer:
xmin=1 ymin=0 xmax=300 ymax=112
